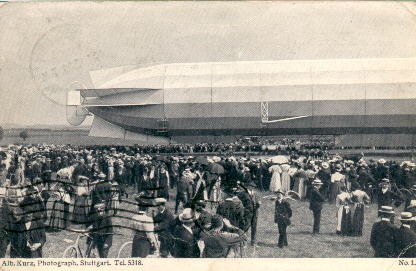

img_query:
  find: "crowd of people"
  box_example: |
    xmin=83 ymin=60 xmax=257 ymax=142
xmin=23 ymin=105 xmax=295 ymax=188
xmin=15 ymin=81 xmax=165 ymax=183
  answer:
xmin=0 ymin=141 xmax=416 ymax=258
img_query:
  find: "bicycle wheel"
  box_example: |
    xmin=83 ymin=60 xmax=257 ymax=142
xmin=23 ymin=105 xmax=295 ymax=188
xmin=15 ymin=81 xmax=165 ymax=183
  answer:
xmin=117 ymin=241 xmax=133 ymax=258
xmin=62 ymin=246 xmax=79 ymax=258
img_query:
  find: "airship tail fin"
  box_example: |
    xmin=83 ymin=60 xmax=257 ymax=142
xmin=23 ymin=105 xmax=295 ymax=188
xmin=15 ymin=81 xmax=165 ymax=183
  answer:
xmin=89 ymin=116 xmax=172 ymax=144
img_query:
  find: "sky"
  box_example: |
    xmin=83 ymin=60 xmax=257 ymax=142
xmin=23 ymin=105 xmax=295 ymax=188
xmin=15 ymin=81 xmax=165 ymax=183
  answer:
xmin=1 ymin=1 xmax=416 ymax=126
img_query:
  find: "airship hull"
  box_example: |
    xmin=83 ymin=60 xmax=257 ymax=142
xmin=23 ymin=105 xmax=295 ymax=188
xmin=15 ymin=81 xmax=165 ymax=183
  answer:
xmin=70 ymin=58 xmax=416 ymax=145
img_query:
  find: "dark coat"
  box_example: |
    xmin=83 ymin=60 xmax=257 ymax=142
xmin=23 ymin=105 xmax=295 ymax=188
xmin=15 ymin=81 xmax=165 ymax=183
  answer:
xmin=394 ymin=226 xmax=416 ymax=258
xmin=309 ymin=188 xmax=325 ymax=211
xmin=19 ymin=220 xmax=46 ymax=258
xmin=91 ymin=181 xmax=113 ymax=208
xmin=154 ymin=208 xmax=175 ymax=254
xmin=370 ymin=220 xmax=397 ymax=257
xmin=171 ymin=225 xmax=200 ymax=258
xmin=377 ymin=190 xmax=402 ymax=208
xmin=177 ymin=176 xmax=193 ymax=197
xmin=274 ymin=200 xmax=292 ymax=225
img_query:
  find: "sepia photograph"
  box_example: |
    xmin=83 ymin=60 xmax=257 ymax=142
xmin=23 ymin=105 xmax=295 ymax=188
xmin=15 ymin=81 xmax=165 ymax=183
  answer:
xmin=0 ymin=0 xmax=416 ymax=262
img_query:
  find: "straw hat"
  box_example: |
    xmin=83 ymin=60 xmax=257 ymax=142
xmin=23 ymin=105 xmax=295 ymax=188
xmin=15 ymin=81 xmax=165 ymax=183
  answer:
xmin=399 ymin=212 xmax=416 ymax=222
xmin=312 ymin=179 xmax=323 ymax=185
xmin=179 ymin=208 xmax=194 ymax=223
xmin=379 ymin=206 xmax=395 ymax=214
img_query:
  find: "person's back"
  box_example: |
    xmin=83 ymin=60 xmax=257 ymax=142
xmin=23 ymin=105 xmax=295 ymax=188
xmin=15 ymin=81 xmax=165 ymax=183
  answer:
xmin=310 ymin=188 xmax=324 ymax=211
xmin=200 ymin=230 xmax=243 ymax=258
xmin=394 ymin=226 xmax=416 ymax=257
xmin=370 ymin=220 xmax=397 ymax=257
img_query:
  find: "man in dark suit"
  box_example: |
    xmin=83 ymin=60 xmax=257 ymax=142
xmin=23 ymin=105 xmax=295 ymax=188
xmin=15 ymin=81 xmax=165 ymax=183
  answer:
xmin=274 ymin=191 xmax=292 ymax=248
xmin=377 ymin=179 xmax=403 ymax=212
xmin=394 ymin=212 xmax=416 ymax=257
xmin=171 ymin=208 xmax=200 ymax=258
xmin=153 ymin=198 xmax=175 ymax=258
xmin=370 ymin=206 xmax=397 ymax=258
xmin=91 ymin=173 xmax=113 ymax=212
xmin=87 ymin=202 xmax=113 ymax=258
xmin=309 ymin=179 xmax=325 ymax=234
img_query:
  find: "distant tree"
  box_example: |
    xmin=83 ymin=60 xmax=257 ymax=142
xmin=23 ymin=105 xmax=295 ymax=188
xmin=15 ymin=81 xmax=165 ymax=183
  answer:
xmin=19 ymin=130 xmax=29 ymax=142
xmin=0 ymin=126 xmax=3 ymax=142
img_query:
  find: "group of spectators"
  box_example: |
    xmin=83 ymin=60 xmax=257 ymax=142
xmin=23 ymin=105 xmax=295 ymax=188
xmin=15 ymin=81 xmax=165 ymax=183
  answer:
xmin=0 ymin=141 xmax=416 ymax=258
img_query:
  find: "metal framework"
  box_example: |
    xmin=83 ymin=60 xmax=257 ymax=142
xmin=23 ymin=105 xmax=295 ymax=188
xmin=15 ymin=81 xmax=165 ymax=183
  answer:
xmin=260 ymin=101 xmax=309 ymax=123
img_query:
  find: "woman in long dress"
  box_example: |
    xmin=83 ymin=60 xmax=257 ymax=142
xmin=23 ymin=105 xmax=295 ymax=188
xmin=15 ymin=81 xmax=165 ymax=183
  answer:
xmin=350 ymin=183 xmax=370 ymax=236
xmin=72 ymin=176 xmax=90 ymax=225
xmin=268 ymin=164 xmax=282 ymax=192
xmin=330 ymin=166 xmax=345 ymax=203
xmin=49 ymin=185 xmax=71 ymax=231
xmin=280 ymin=164 xmax=291 ymax=193
xmin=335 ymin=186 xmax=353 ymax=235
xmin=293 ymin=165 xmax=308 ymax=199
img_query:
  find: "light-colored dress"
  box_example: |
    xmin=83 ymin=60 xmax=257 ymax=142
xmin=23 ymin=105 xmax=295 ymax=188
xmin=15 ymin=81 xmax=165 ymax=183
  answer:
xmin=280 ymin=164 xmax=291 ymax=193
xmin=268 ymin=165 xmax=282 ymax=192
xmin=293 ymin=169 xmax=307 ymax=199
xmin=336 ymin=192 xmax=352 ymax=234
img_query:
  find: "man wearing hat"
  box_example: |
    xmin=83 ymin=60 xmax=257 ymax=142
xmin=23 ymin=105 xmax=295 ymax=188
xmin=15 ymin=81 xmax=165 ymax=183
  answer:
xmin=310 ymin=179 xmax=325 ymax=234
xmin=86 ymin=201 xmax=113 ymax=258
xmin=393 ymin=212 xmax=416 ymax=257
xmin=374 ymin=159 xmax=390 ymax=183
xmin=370 ymin=206 xmax=398 ymax=258
xmin=199 ymin=214 xmax=247 ymax=258
xmin=274 ymin=191 xmax=292 ymax=248
xmin=217 ymin=190 xmax=245 ymax=230
xmin=316 ymin=162 xmax=331 ymax=200
xmin=171 ymin=208 xmax=200 ymax=258
xmin=377 ymin=179 xmax=402 ymax=211
xmin=91 ymin=173 xmax=112 ymax=212
xmin=17 ymin=197 xmax=47 ymax=258
xmin=153 ymin=198 xmax=175 ymax=258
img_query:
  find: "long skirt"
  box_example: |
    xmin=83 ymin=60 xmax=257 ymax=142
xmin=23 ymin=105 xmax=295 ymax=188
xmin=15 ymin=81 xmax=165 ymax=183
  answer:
xmin=72 ymin=195 xmax=90 ymax=225
xmin=336 ymin=205 xmax=352 ymax=235
xmin=269 ymin=173 xmax=282 ymax=192
xmin=329 ymin=182 xmax=342 ymax=203
xmin=351 ymin=203 xmax=365 ymax=236
xmin=49 ymin=200 xmax=69 ymax=230
xmin=281 ymin=172 xmax=291 ymax=193
xmin=293 ymin=178 xmax=306 ymax=199
xmin=110 ymin=196 xmax=120 ymax=215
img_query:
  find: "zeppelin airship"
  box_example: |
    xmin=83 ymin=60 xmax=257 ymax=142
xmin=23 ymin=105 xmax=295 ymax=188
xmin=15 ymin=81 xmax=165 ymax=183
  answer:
xmin=66 ymin=58 xmax=416 ymax=145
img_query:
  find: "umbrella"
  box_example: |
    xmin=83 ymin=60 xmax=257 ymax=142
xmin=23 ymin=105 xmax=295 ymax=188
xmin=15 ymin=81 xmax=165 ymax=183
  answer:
xmin=271 ymin=155 xmax=289 ymax=164
xmin=195 ymin=156 xmax=209 ymax=165
xmin=208 ymin=163 xmax=225 ymax=174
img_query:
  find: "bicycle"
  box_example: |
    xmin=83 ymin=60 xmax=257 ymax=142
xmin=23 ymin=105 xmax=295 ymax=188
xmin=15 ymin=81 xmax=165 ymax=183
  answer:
xmin=62 ymin=228 xmax=119 ymax=258
xmin=117 ymin=240 xmax=160 ymax=258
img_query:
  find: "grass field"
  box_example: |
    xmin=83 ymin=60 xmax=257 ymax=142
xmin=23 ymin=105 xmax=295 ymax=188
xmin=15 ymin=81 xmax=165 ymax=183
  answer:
xmin=4 ymin=186 xmax=393 ymax=258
